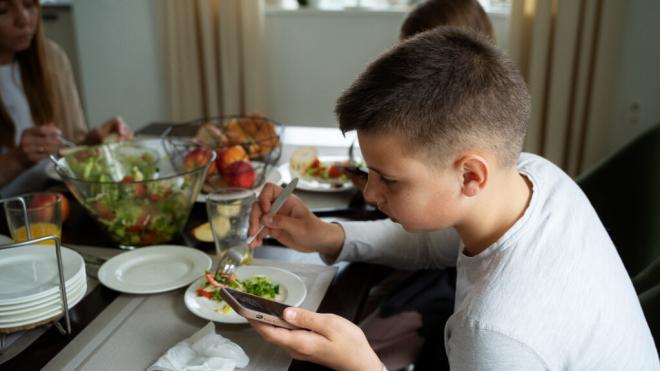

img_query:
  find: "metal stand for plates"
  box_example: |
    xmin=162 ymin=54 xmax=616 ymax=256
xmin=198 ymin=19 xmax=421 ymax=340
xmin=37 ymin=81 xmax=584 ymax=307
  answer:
xmin=0 ymin=196 xmax=71 ymax=349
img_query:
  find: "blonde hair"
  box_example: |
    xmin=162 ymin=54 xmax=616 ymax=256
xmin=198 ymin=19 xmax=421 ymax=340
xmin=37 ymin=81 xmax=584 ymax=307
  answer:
xmin=0 ymin=2 xmax=58 ymax=148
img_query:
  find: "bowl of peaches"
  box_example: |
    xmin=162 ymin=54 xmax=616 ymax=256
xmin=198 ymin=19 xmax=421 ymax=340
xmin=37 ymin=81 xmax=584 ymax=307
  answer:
xmin=164 ymin=115 xmax=283 ymax=198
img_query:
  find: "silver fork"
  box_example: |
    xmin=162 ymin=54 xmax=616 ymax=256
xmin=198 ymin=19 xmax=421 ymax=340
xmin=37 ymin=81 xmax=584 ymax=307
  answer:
xmin=213 ymin=178 xmax=299 ymax=275
xmin=348 ymin=138 xmax=357 ymax=164
xmin=58 ymin=135 xmax=77 ymax=148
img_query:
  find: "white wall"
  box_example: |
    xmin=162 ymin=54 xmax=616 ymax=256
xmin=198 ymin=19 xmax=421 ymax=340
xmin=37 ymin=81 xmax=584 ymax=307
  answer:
xmin=72 ymin=0 xmax=167 ymax=131
xmin=262 ymin=8 xmax=510 ymax=127
xmin=605 ymin=0 xmax=660 ymax=154
xmin=263 ymin=9 xmax=405 ymax=127
xmin=67 ymin=3 xmax=509 ymax=131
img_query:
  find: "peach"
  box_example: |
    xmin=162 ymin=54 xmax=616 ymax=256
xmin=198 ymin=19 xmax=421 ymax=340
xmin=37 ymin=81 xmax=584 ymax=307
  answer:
xmin=183 ymin=147 xmax=214 ymax=171
xmin=29 ymin=192 xmax=59 ymax=222
xmin=217 ymin=145 xmax=248 ymax=173
xmin=223 ymin=160 xmax=255 ymax=188
xmin=60 ymin=193 xmax=70 ymax=222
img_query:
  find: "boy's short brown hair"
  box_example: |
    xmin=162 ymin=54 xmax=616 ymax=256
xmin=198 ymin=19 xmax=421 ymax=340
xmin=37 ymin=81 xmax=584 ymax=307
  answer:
xmin=400 ymin=0 xmax=494 ymax=41
xmin=336 ymin=27 xmax=530 ymax=168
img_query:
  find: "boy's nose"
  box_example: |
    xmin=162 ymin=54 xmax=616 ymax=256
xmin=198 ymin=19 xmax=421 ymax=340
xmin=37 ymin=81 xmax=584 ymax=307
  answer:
xmin=362 ymin=176 xmax=383 ymax=207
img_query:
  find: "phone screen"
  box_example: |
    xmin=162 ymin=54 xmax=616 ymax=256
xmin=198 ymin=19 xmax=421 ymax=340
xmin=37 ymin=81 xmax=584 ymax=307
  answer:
xmin=224 ymin=288 xmax=290 ymax=317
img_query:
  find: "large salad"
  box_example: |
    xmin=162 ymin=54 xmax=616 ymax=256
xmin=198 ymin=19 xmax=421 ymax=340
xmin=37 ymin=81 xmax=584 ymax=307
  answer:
xmin=60 ymin=143 xmax=206 ymax=246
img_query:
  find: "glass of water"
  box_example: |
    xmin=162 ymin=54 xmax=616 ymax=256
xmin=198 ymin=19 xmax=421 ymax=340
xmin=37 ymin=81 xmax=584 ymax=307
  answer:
xmin=205 ymin=189 xmax=257 ymax=265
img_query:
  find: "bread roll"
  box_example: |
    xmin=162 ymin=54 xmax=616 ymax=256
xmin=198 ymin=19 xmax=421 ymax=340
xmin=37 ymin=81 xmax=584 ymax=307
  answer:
xmin=289 ymin=146 xmax=318 ymax=174
xmin=195 ymin=123 xmax=227 ymax=149
xmin=223 ymin=117 xmax=279 ymax=158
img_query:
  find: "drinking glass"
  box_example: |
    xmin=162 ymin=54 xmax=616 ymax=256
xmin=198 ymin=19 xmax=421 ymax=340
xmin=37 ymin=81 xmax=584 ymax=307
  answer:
xmin=205 ymin=189 xmax=256 ymax=265
xmin=4 ymin=192 xmax=62 ymax=244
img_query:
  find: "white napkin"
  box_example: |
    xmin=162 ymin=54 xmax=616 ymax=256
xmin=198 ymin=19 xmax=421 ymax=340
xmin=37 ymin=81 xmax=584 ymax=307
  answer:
xmin=148 ymin=322 xmax=249 ymax=371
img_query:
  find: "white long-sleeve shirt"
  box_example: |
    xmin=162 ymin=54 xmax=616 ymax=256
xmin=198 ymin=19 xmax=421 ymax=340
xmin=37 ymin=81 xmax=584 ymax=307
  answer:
xmin=0 ymin=63 xmax=33 ymax=147
xmin=333 ymin=153 xmax=659 ymax=370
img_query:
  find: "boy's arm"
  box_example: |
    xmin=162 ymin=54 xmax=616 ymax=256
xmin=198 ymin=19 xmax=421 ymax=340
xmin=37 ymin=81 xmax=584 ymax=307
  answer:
xmin=447 ymin=323 xmax=548 ymax=371
xmin=322 ymin=219 xmax=460 ymax=269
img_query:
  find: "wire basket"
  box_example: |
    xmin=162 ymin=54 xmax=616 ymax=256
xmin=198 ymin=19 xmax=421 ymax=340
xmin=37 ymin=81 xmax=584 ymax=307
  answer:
xmin=162 ymin=115 xmax=284 ymax=192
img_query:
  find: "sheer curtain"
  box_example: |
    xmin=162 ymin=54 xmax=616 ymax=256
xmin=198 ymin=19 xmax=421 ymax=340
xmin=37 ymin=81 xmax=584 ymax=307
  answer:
xmin=508 ymin=0 xmax=627 ymax=175
xmin=156 ymin=0 xmax=267 ymax=122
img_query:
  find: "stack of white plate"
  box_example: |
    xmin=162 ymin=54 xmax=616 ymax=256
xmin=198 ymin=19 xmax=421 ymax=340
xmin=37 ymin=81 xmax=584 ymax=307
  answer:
xmin=0 ymin=244 xmax=86 ymax=332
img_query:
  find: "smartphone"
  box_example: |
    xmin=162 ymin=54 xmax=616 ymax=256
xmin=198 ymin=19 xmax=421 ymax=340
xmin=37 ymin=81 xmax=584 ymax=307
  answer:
xmin=220 ymin=287 xmax=300 ymax=330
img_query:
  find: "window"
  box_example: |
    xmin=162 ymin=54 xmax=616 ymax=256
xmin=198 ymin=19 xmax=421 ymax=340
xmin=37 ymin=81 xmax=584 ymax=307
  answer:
xmin=269 ymin=0 xmax=511 ymax=12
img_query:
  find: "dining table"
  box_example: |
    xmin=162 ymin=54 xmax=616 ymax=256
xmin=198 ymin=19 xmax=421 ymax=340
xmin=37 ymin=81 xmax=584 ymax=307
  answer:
xmin=0 ymin=124 xmax=391 ymax=371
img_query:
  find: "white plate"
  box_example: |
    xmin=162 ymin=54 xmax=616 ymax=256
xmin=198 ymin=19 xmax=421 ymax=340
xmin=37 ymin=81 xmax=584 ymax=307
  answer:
xmin=0 ymin=279 xmax=86 ymax=324
xmin=0 ymin=272 xmax=85 ymax=315
xmin=279 ymin=156 xmax=354 ymax=193
xmin=184 ymin=265 xmax=307 ymax=324
xmin=196 ymin=168 xmax=283 ymax=203
xmin=98 ymin=245 xmax=212 ymax=294
xmin=0 ymin=245 xmax=84 ymax=305
xmin=0 ymin=279 xmax=86 ymax=329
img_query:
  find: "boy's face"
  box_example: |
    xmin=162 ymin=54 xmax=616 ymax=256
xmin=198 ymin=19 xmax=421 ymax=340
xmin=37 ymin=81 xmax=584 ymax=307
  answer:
xmin=358 ymin=131 xmax=468 ymax=231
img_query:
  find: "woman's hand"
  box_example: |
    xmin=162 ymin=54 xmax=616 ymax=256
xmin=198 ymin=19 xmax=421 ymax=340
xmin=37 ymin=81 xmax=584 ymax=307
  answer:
xmin=249 ymin=307 xmax=383 ymax=371
xmin=18 ymin=123 xmax=62 ymax=163
xmin=84 ymin=116 xmax=134 ymax=144
xmin=248 ymin=182 xmax=344 ymax=256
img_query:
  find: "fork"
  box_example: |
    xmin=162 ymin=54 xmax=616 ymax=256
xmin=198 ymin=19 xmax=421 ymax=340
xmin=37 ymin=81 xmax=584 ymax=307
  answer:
xmin=213 ymin=178 xmax=299 ymax=276
xmin=348 ymin=138 xmax=358 ymax=165
xmin=58 ymin=135 xmax=77 ymax=148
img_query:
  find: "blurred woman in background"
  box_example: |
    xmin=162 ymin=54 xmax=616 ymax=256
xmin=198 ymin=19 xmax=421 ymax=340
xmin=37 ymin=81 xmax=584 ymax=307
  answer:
xmin=0 ymin=0 xmax=132 ymax=195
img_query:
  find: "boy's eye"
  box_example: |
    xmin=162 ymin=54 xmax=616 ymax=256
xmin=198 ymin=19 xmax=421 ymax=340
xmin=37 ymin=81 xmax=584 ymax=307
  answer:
xmin=381 ymin=177 xmax=397 ymax=186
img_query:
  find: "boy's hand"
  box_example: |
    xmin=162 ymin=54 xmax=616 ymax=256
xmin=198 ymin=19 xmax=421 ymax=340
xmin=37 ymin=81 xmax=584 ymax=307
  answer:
xmin=249 ymin=182 xmax=344 ymax=256
xmin=249 ymin=307 xmax=383 ymax=371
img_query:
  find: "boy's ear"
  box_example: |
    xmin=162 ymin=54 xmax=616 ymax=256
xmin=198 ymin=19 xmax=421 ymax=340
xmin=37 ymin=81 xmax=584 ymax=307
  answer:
xmin=457 ymin=155 xmax=489 ymax=197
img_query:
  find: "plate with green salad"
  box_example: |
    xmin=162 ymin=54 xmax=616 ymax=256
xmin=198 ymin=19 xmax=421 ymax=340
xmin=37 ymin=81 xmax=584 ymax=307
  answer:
xmin=184 ymin=265 xmax=306 ymax=324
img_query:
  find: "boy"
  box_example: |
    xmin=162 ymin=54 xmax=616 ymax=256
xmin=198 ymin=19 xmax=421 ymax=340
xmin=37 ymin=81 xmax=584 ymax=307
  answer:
xmin=248 ymin=28 xmax=659 ymax=370
xmin=351 ymin=2 xmax=497 ymax=368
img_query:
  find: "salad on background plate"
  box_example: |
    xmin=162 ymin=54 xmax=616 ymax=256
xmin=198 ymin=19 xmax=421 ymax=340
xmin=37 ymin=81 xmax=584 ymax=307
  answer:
xmin=282 ymin=147 xmax=356 ymax=192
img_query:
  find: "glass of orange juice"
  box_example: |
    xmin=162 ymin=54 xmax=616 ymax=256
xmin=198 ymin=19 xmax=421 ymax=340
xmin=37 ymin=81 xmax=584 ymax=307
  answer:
xmin=4 ymin=192 xmax=62 ymax=244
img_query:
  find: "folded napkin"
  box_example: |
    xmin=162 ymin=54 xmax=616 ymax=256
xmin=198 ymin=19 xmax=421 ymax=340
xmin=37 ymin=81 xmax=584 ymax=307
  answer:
xmin=148 ymin=322 xmax=249 ymax=371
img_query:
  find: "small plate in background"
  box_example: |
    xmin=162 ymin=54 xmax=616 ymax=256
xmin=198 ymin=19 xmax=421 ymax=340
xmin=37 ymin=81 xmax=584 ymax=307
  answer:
xmin=280 ymin=156 xmax=354 ymax=193
xmin=98 ymin=245 xmax=212 ymax=294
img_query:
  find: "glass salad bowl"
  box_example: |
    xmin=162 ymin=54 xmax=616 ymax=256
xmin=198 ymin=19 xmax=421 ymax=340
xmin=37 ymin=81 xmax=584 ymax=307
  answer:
xmin=52 ymin=139 xmax=215 ymax=247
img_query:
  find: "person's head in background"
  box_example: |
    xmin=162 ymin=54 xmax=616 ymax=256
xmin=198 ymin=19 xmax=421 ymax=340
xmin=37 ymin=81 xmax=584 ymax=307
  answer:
xmin=0 ymin=0 xmax=56 ymax=149
xmin=400 ymin=0 xmax=494 ymax=41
